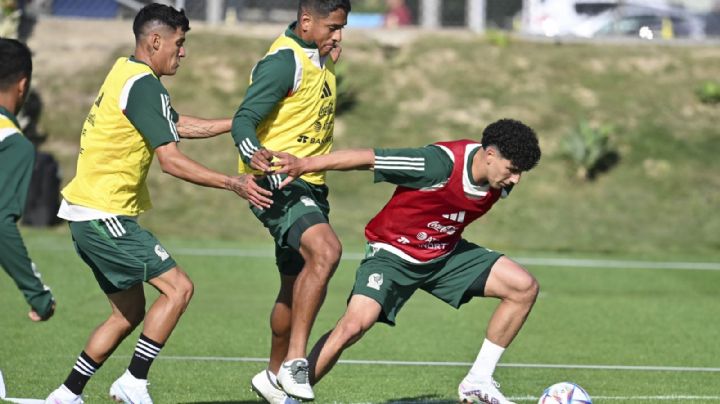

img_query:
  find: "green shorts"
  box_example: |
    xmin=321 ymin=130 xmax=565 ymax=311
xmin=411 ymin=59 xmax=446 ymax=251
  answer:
xmin=251 ymin=175 xmax=330 ymax=276
xmin=352 ymin=239 xmax=503 ymax=325
xmin=69 ymin=217 xmax=177 ymax=294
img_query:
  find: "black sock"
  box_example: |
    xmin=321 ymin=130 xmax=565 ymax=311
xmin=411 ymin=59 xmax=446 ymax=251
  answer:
xmin=63 ymin=351 xmax=101 ymax=395
xmin=128 ymin=333 xmax=164 ymax=380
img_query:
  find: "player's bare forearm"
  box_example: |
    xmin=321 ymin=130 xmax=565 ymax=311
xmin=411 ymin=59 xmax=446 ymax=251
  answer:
xmin=303 ymin=149 xmax=375 ymax=172
xmin=272 ymin=149 xmax=374 ymax=188
xmin=155 ymin=143 xmax=272 ymax=208
xmin=176 ymin=115 xmax=232 ymax=139
xmin=156 ymin=143 xmax=230 ymax=188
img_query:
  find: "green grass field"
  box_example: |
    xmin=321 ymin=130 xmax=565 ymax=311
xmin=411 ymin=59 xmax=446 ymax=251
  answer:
xmin=2 ymin=229 xmax=719 ymax=403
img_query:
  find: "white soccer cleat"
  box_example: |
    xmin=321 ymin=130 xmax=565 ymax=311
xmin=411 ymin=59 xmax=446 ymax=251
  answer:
xmin=109 ymin=370 xmax=153 ymax=404
xmin=45 ymin=385 xmax=84 ymax=404
xmin=277 ymin=358 xmax=314 ymax=401
xmin=251 ymin=370 xmax=300 ymax=404
xmin=458 ymin=378 xmax=516 ymax=404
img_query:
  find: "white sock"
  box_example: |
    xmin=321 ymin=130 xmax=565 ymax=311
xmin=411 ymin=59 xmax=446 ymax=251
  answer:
xmin=465 ymin=338 xmax=505 ymax=383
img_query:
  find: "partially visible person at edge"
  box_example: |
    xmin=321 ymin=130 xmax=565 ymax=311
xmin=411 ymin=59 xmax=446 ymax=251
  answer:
xmin=230 ymin=0 xmax=350 ymax=402
xmin=0 ymin=38 xmax=55 ymax=323
xmin=384 ymin=0 xmax=412 ymax=28
xmin=273 ymin=118 xmax=542 ymax=404
xmin=44 ymin=4 xmax=272 ymax=404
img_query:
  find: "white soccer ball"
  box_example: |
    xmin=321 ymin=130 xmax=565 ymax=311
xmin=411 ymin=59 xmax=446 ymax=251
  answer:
xmin=538 ymin=382 xmax=592 ymax=404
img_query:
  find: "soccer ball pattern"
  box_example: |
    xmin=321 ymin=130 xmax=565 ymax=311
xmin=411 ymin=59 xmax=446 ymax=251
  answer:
xmin=538 ymin=382 xmax=592 ymax=404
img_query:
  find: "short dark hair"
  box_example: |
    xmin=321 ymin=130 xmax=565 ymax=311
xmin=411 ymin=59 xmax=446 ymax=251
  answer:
xmin=0 ymin=38 xmax=32 ymax=91
xmin=133 ymin=3 xmax=190 ymax=40
xmin=298 ymin=0 xmax=352 ymax=19
xmin=481 ymin=118 xmax=541 ymax=172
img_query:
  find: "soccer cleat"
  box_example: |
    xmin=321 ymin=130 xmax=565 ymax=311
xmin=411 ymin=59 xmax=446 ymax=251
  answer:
xmin=251 ymin=369 xmax=300 ymax=404
xmin=109 ymin=370 xmax=153 ymax=404
xmin=458 ymin=378 xmax=516 ymax=404
xmin=276 ymin=358 xmax=314 ymax=401
xmin=45 ymin=385 xmax=84 ymax=404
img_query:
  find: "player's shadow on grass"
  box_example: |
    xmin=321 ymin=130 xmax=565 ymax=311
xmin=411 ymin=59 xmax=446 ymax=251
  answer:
xmin=384 ymin=396 xmax=457 ymax=404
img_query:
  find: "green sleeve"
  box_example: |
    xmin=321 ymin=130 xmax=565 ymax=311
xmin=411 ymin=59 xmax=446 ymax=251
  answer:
xmin=373 ymin=145 xmax=454 ymax=189
xmin=124 ymin=75 xmax=179 ymax=150
xmin=0 ymin=134 xmax=34 ymax=222
xmin=232 ymin=49 xmax=296 ymax=163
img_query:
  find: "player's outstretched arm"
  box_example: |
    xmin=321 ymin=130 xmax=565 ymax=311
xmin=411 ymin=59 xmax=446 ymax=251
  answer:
xmin=273 ymin=149 xmax=374 ymax=188
xmin=155 ymin=142 xmax=273 ymax=209
xmin=176 ymin=115 xmax=232 ymax=139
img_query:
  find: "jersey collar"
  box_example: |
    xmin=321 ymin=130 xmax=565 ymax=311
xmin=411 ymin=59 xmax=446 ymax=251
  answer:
xmin=285 ymin=21 xmax=319 ymax=50
xmin=0 ymin=106 xmax=20 ymax=128
xmin=463 ymin=144 xmax=492 ymax=197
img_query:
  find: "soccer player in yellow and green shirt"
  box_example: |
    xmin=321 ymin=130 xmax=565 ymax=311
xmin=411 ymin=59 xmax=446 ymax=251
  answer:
xmin=0 ymin=38 xmax=55 ymax=323
xmin=45 ymin=4 xmax=272 ymax=404
xmin=231 ymin=1 xmax=350 ymax=401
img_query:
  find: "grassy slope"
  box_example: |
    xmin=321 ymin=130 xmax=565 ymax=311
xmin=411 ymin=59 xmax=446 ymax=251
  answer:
xmin=34 ymin=31 xmax=720 ymax=258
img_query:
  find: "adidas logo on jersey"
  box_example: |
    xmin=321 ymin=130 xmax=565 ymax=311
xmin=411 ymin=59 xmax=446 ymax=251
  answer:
xmin=321 ymin=81 xmax=332 ymax=98
xmin=442 ymin=211 xmax=466 ymax=223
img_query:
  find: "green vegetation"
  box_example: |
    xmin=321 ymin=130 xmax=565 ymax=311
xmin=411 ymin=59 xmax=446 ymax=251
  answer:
xmin=33 ymin=32 xmax=720 ymax=258
xmin=560 ymin=120 xmax=618 ymax=180
xmin=1 ymin=231 xmax=719 ymax=402
xmin=696 ymin=80 xmax=720 ymax=104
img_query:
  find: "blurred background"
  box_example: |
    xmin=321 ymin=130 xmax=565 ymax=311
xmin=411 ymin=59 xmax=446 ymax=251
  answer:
xmin=3 ymin=0 xmax=720 ymax=40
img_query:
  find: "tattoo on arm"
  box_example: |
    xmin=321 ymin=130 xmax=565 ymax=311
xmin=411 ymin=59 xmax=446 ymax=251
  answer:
xmin=176 ymin=121 xmax=216 ymax=138
xmin=176 ymin=116 xmax=231 ymax=139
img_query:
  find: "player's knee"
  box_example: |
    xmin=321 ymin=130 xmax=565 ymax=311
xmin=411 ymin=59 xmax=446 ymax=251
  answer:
xmin=306 ymin=241 xmax=342 ymax=275
xmin=336 ymin=317 xmax=368 ymax=346
xmin=168 ymin=275 xmax=194 ymax=310
xmin=319 ymin=238 xmax=342 ymax=264
xmin=178 ymin=277 xmax=194 ymax=308
xmin=516 ymin=271 xmax=539 ymax=304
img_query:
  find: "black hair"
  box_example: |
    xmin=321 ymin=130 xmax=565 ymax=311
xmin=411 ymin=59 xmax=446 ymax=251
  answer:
xmin=481 ymin=118 xmax=541 ymax=172
xmin=0 ymin=38 xmax=32 ymax=91
xmin=133 ymin=3 xmax=190 ymax=41
xmin=298 ymin=0 xmax=352 ymax=19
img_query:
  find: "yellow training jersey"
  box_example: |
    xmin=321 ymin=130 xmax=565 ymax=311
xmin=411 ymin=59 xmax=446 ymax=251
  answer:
xmin=62 ymin=57 xmax=179 ymax=216
xmin=238 ymin=34 xmax=337 ymax=185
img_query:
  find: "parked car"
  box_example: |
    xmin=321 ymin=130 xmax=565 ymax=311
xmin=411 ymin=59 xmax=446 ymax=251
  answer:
xmin=523 ymin=0 xmax=617 ymax=36
xmin=573 ymin=4 xmax=706 ymax=39
xmin=521 ymin=0 xmax=671 ymax=37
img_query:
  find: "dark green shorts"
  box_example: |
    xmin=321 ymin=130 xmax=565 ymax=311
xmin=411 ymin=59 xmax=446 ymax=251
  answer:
xmin=251 ymin=175 xmax=330 ymax=276
xmin=69 ymin=217 xmax=177 ymax=294
xmin=352 ymin=239 xmax=503 ymax=325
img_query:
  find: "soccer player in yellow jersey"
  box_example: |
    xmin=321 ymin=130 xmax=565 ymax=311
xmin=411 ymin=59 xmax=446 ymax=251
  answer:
xmin=45 ymin=4 xmax=272 ymax=404
xmin=231 ymin=0 xmax=350 ymax=401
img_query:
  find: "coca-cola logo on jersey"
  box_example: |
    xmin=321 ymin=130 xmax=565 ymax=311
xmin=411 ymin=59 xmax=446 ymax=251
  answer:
xmin=427 ymin=221 xmax=457 ymax=235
